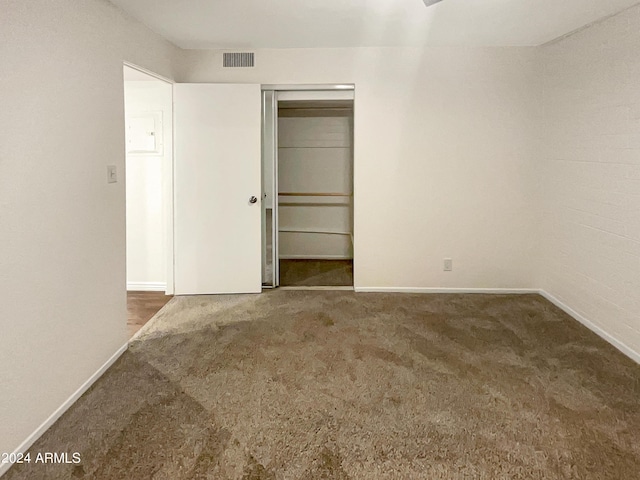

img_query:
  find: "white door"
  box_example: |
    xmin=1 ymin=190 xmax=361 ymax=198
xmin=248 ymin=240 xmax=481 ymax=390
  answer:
xmin=174 ymin=84 xmax=262 ymax=294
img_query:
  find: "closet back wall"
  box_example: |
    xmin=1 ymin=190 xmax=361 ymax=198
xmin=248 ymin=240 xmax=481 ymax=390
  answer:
xmin=278 ymin=108 xmax=353 ymax=259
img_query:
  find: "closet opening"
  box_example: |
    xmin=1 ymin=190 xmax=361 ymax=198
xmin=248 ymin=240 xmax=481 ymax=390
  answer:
xmin=262 ymin=88 xmax=355 ymax=288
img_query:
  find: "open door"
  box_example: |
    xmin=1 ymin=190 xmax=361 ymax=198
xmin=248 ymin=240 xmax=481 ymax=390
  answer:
xmin=174 ymin=84 xmax=262 ymax=294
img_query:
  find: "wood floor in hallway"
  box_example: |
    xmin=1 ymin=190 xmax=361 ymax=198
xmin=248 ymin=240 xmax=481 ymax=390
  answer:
xmin=127 ymin=291 xmax=173 ymax=337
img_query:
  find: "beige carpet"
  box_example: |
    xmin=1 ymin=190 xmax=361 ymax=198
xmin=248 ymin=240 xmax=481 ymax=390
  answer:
xmin=6 ymin=291 xmax=640 ymax=479
xmin=279 ymin=259 xmax=353 ymax=286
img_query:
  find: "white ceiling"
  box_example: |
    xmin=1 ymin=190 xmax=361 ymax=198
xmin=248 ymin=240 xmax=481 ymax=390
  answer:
xmin=110 ymin=0 xmax=639 ymax=49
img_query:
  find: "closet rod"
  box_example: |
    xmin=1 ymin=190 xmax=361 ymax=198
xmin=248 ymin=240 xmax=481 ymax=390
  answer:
xmin=279 ymin=228 xmax=351 ymax=236
xmin=278 ymin=193 xmax=351 ymax=197
xmin=279 ymin=202 xmax=350 ymax=207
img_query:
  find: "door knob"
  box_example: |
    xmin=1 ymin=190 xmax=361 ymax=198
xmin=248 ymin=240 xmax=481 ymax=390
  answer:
xmin=249 ymin=196 xmax=258 ymax=204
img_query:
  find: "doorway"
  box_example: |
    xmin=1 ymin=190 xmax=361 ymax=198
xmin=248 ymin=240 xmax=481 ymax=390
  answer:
xmin=123 ymin=64 xmax=174 ymax=336
xmin=262 ymin=87 xmax=355 ymax=288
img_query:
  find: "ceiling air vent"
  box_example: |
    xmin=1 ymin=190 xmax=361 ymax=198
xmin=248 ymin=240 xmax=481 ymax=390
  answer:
xmin=223 ymin=52 xmax=255 ymax=68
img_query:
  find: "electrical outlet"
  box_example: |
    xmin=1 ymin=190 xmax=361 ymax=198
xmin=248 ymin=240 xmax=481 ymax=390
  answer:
xmin=107 ymin=165 xmax=117 ymax=184
xmin=444 ymin=258 xmax=453 ymax=272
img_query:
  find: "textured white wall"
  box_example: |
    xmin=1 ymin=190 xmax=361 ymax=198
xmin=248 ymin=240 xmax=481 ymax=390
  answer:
xmin=0 ymin=0 xmax=180 ymax=458
xmin=124 ymin=80 xmax=172 ymax=290
xmin=178 ymin=47 xmax=539 ymax=290
xmin=539 ymin=6 xmax=640 ymax=356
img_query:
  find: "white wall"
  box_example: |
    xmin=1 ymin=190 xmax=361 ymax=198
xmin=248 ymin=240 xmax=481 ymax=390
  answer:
xmin=0 ymin=0 xmax=180 ymax=461
xmin=538 ymin=6 xmax=640 ymax=356
xmin=178 ymin=47 xmax=539 ymax=289
xmin=278 ymin=113 xmax=353 ymax=259
xmin=124 ymin=79 xmax=172 ymax=291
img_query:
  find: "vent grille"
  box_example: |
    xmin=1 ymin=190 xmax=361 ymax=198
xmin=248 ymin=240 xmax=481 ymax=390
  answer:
xmin=223 ymin=52 xmax=255 ymax=68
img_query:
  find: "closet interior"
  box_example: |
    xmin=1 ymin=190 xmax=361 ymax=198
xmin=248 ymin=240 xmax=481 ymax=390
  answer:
xmin=262 ymin=93 xmax=354 ymax=287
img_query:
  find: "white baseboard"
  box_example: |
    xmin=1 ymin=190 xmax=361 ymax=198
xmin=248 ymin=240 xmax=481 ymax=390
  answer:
xmin=538 ymin=290 xmax=640 ymax=365
xmin=354 ymin=287 xmax=539 ymax=294
xmin=0 ymin=343 xmax=128 ymax=478
xmin=279 ymin=255 xmax=352 ymax=260
xmin=127 ymin=282 xmax=166 ymax=292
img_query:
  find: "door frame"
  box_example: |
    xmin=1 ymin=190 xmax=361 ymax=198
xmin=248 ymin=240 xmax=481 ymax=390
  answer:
xmin=123 ymin=61 xmax=175 ymax=295
xmin=261 ymin=90 xmax=279 ymax=288
xmin=261 ymin=84 xmax=356 ymax=288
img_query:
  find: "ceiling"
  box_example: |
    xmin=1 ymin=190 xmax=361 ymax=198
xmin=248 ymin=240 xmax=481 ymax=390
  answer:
xmin=109 ymin=0 xmax=639 ymax=49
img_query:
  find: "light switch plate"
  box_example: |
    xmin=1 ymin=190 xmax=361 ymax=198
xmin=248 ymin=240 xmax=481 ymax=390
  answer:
xmin=107 ymin=165 xmax=117 ymax=183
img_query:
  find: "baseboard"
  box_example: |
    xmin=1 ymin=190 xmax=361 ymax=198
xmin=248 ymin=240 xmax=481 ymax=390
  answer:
xmin=354 ymin=287 xmax=539 ymax=294
xmin=127 ymin=282 xmax=166 ymax=292
xmin=538 ymin=290 xmax=640 ymax=365
xmin=0 ymin=343 xmax=128 ymax=478
xmin=279 ymin=255 xmax=352 ymax=260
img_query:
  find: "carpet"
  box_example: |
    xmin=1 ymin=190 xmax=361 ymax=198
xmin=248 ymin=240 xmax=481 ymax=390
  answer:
xmin=6 ymin=291 xmax=640 ymax=479
xmin=279 ymin=259 xmax=353 ymax=286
